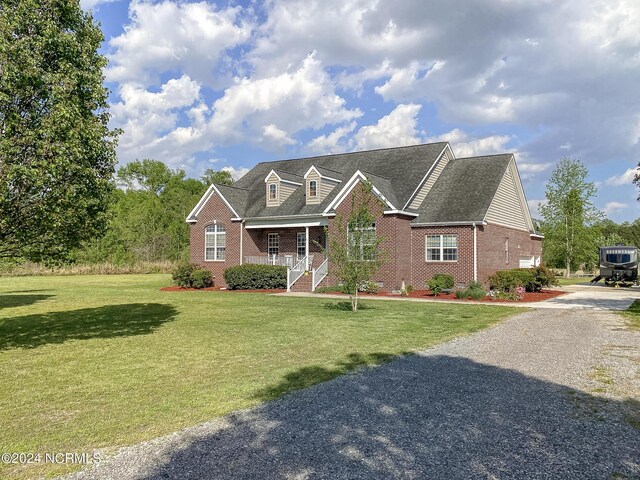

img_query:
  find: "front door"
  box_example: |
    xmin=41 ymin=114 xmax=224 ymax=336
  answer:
xmin=297 ymin=232 xmax=306 ymax=262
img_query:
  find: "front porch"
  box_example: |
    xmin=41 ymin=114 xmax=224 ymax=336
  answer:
xmin=242 ymin=226 xmax=328 ymax=291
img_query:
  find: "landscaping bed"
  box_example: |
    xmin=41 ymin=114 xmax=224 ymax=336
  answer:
xmin=315 ymin=288 xmax=566 ymax=302
xmin=160 ymin=286 xmax=286 ymax=293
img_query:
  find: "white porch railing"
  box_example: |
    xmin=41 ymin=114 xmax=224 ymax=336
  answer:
xmin=245 ymin=255 xmax=295 ymax=267
xmin=287 ymin=255 xmax=311 ymax=292
xmin=312 ymin=258 xmax=329 ymax=291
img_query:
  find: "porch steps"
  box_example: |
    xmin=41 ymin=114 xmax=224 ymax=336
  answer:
xmin=290 ymin=273 xmax=313 ymax=292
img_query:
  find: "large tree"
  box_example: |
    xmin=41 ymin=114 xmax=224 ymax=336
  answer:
xmin=201 ymin=168 xmax=234 ymax=186
xmin=0 ymin=0 xmax=118 ymax=263
xmin=539 ymin=158 xmax=603 ymax=276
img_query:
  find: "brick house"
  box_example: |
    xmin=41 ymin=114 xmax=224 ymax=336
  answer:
xmin=187 ymin=142 xmax=543 ymax=291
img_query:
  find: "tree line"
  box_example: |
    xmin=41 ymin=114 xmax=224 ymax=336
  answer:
xmin=1 ymin=0 xmax=639 ymax=274
xmin=72 ymin=161 xmax=233 ymax=265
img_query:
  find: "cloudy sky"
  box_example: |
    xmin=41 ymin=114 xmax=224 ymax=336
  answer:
xmin=87 ymin=0 xmax=640 ymax=221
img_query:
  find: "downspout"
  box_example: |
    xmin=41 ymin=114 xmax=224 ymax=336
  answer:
xmin=240 ymin=220 xmax=244 ymax=265
xmin=473 ymin=223 xmax=478 ymax=282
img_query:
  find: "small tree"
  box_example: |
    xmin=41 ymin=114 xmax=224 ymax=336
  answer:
xmin=539 ymin=158 xmax=603 ymax=277
xmin=326 ymin=182 xmax=386 ymax=311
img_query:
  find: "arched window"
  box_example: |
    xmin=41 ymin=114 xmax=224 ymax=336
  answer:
xmin=308 ymin=180 xmax=318 ymax=197
xmin=205 ymin=224 xmax=226 ymax=261
xmin=268 ymin=183 xmax=278 ymax=200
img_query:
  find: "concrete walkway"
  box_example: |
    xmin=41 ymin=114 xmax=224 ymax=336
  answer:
xmin=68 ymin=306 xmax=640 ymax=479
xmin=277 ymin=284 xmax=640 ymax=311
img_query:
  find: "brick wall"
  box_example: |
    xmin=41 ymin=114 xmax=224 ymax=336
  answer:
xmin=189 ymin=192 xmax=243 ymax=287
xmin=477 ymin=223 xmax=543 ymax=284
xmin=189 ymin=185 xmax=542 ymax=290
xmin=410 ymin=225 xmax=475 ymax=288
xmin=323 ymin=181 xmax=413 ymax=291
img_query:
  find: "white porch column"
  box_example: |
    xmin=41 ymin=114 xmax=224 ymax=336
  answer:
xmin=305 ymin=226 xmax=309 ymax=270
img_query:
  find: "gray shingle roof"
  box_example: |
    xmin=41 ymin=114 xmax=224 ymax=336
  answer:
xmin=411 ymin=154 xmax=513 ymax=224
xmin=312 ymin=165 xmax=343 ymax=179
xmin=233 ymin=143 xmax=448 ymax=218
xmin=215 ymin=184 xmax=249 ymax=216
xmin=272 ymin=169 xmax=304 ymax=184
xmin=200 ymin=145 xmax=516 ymax=226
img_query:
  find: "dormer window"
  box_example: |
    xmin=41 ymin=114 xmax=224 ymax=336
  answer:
xmin=308 ymin=180 xmax=317 ymax=198
xmin=268 ymin=183 xmax=278 ymax=200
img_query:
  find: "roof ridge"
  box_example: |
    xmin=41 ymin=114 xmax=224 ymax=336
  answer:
xmin=252 ymin=142 xmax=450 ymax=167
xmin=453 ymin=153 xmax=514 ymax=161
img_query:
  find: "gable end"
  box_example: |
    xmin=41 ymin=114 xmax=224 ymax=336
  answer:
xmin=484 ymin=158 xmax=534 ymax=232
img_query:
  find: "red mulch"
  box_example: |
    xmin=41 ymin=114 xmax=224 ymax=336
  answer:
xmin=400 ymin=289 xmax=566 ymax=303
xmin=316 ymin=289 xmax=566 ymax=303
xmin=160 ymin=286 xmax=286 ymax=294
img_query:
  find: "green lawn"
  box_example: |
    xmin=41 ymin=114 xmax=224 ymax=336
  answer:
xmin=555 ymin=276 xmax=593 ymax=286
xmin=0 ymin=275 xmax=517 ymax=479
xmin=622 ymin=299 xmax=640 ymax=331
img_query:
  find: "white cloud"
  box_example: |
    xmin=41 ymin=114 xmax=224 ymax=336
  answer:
xmin=604 ymin=201 xmax=629 ymax=215
xmin=307 ymin=122 xmax=357 ymax=155
xmin=518 ymin=162 xmax=552 ymax=174
xmin=107 ymin=1 xmax=252 ymax=86
xmin=208 ymin=54 xmax=362 ymax=147
xmin=425 ymin=128 xmax=511 ymax=158
xmin=527 ymin=199 xmax=547 ymax=218
xmin=353 ymin=104 xmax=422 ymax=151
xmin=606 ymin=167 xmax=637 ymax=186
xmin=222 ymin=166 xmax=250 ymax=181
xmin=110 ymin=75 xmax=205 ymax=165
xmin=261 ymin=125 xmax=296 ymax=148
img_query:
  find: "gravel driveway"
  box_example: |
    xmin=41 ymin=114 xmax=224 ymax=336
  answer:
xmin=68 ymin=308 xmax=640 ymax=480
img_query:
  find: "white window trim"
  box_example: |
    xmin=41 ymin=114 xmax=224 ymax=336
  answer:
xmin=297 ymin=232 xmax=306 ymax=260
xmin=204 ymin=224 xmax=226 ymax=262
xmin=347 ymin=224 xmax=376 ymax=262
xmin=425 ymin=234 xmax=458 ymax=263
xmin=268 ymin=183 xmax=278 ymax=200
xmin=268 ymin=232 xmax=279 ymax=257
xmin=308 ymin=180 xmax=318 ymax=198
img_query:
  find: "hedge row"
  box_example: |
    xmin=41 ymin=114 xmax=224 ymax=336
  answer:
xmin=223 ymin=264 xmax=287 ymax=290
xmin=488 ymin=266 xmax=556 ymax=293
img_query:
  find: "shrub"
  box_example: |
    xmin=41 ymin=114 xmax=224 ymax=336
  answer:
xmin=314 ymin=285 xmax=346 ymax=294
xmin=191 ymin=269 xmax=214 ymax=289
xmin=427 ymin=273 xmax=455 ymax=296
xmin=466 ymin=280 xmax=484 ymax=292
xmin=489 ymin=266 xmax=557 ymax=293
xmin=172 ymin=263 xmax=197 ymax=288
xmin=454 ymin=289 xmax=468 ymax=299
xmin=358 ymin=280 xmax=379 ymax=294
xmin=529 ymin=265 xmax=558 ymax=291
xmin=495 ymin=291 xmax=522 ymax=301
xmin=488 ymin=269 xmax=533 ymax=292
xmin=468 ymin=288 xmax=486 ymax=300
xmin=223 ymin=264 xmax=287 ymax=290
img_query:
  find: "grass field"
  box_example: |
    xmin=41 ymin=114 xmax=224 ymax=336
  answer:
xmin=555 ymin=276 xmax=593 ymax=286
xmin=623 ymin=299 xmax=640 ymax=331
xmin=0 ymin=275 xmax=517 ymax=478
